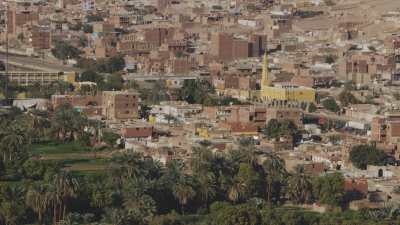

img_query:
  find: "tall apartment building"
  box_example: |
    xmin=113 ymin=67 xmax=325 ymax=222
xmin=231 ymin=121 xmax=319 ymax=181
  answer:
xmin=102 ymin=91 xmax=139 ymax=121
xmin=211 ymin=33 xmax=235 ymax=61
xmin=249 ymin=34 xmax=267 ymax=57
xmin=340 ymin=52 xmax=393 ymax=85
xmin=82 ymin=0 xmax=95 ymax=11
xmin=392 ymin=37 xmax=400 ymax=84
xmin=210 ymin=32 xmax=267 ymax=62
xmin=7 ymin=1 xmax=39 ymax=35
xmin=371 ymin=114 xmax=400 ymax=144
xmin=144 ymin=27 xmax=175 ymax=47
xmin=31 ymin=26 xmax=51 ymax=49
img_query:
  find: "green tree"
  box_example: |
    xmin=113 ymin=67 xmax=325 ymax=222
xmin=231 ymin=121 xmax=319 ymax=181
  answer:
xmin=0 ymin=185 xmax=26 ymax=225
xmin=325 ymin=55 xmax=336 ymax=64
xmin=78 ymin=70 xmax=104 ymax=84
xmin=0 ymin=119 xmax=30 ymax=163
xmin=172 ymin=176 xmax=195 ymax=215
xmin=322 ymin=98 xmax=340 ymax=112
xmin=83 ymin=24 xmax=93 ymax=33
xmin=101 ymin=74 xmax=124 ymax=91
xmin=97 ymin=55 xmax=126 ymax=73
xmin=196 ymin=172 xmax=217 ymax=207
xmin=51 ymin=41 xmax=81 ymax=60
xmin=210 ymin=203 xmax=261 ymax=225
xmin=287 ymin=171 xmax=313 ymax=204
xmin=264 ymin=119 xmax=298 ymax=140
xmin=150 ymin=212 xmax=184 ymax=225
xmin=26 ymin=183 xmax=51 ymax=224
xmin=101 ymin=208 xmax=137 ymax=225
xmin=263 ymin=154 xmax=287 ymax=204
xmin=49 ymin=172 xmax=79 ymax=224
xmin=349 ymin=144 xmax=388 ymax=170
xmin=51 ymin=103 xmax=88 ymax=142
xmin=122 ymin=179 xmax=157 ymax=223
xmin=102 ymin=131 xmax=120 ymax=147
xmin=179 ymin=80 xmax=215 ymax=104
xmin=86 ymin=14 xmax=103 ymax=22
xmin=313 ymin=172 xmax=345 ymax=207
xmin=308 ymin=103 xmax=317 ymax=113
xmin=338 ymin=90 xmax=359 ymax=107
xmin=229 ymin=163 xmax=263 ymax=203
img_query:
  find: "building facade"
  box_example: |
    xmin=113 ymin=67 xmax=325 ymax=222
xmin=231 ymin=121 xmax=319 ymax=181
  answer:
xmin=102 ymin=91 xmax=139 ymax=121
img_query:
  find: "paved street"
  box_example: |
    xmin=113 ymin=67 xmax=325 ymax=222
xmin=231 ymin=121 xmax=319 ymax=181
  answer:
xmin=0 ymin=53 xmax=79 ymax=72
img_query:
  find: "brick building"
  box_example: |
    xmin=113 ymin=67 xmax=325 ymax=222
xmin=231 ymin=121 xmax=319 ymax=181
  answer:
xmin=266 ymin=108 xmax=303 ymax=128
xmin=51 ymin=94 xmax=102 ymax=109
xmin=144 ymin=27 xmax=175 ymax=47
xmin=121 ymin=126 xmax=154 ymax=141
xmin=210 ymin=32 xmax=266 ymax=62
xmin=344 ymin=178 xmax=368 ymax=197
xmin=249 ymin=34 xmax=267 ymax=57
xmin=371 ymin=114 xmax=400 ymax=144
xmin=7 ymin=1 xmax=39 ymax=35
xmin=102 ymin=91 xmax=139 ymax=121
xmin=31 ymin=26 xmax=51 ymax=49
xmin=341 ymin=52 xmax=393 ymax=85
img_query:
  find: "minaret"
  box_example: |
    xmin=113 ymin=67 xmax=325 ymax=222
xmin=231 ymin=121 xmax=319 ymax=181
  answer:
xmin=261 ymin=50 xmax=270 ymax=90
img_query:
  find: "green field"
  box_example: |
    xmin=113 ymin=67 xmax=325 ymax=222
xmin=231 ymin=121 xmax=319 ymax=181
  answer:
xmin=30 ymin=142 xmax=109 ymax=173
xmin=31 ymin=141 xmax=91 ymax=154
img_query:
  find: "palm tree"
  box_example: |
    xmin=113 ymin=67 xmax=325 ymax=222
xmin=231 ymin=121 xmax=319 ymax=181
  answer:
xmin=0 ymin=121 xmax=30 ymax=162
xmin=172 ymin=176 xmax=195 ymax=215
xmin=196 ymin=172 xmax=216 ymax=207
xmin=26 ymin=183 xmax=51 ymax=225
xmin=90 ymin=179 xmax=112 ymax=209
xmin=109 ymin=152 xmax=145 ymax=183
xmin=49 ymin=172 xmax=79 ymax=224
xmin=191 ymin=145 xmax=214 ymax=175
xmin=263 ymin=153 xmax=287 ymax=204
xmin=51 ymin=103 xmax=88 ymax=142
xmin=28 ymin=110 xmax=51 ymax=142
xmin=228 ymin=181 xmax=242 ymax=203
xmin=121 ymin=177 xmax=156 ymax=222
xmin=101 ymin=208 xmax=131 ymax=225
xmin=0 ymin=186 xmax=26 ymax=225
xmin=287 ymin=172 xmax=313 ymax=204
xmin=229 ymin=139 xmax=258 ymax=168
xmin=165 ymin=160 xmax=185 ymax=183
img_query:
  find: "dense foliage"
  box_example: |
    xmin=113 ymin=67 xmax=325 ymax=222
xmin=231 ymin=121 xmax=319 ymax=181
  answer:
xmin=179 ymin=80 xmax=246 ymax=106
xmin=322 ymin=98 xmax=340 ymax=113
xmin=338 ymin=90 xmax=360 ymax=107
xmin=349 ymin=145 xmax=389 ymax=170
xmin=76 ymin=56 xmax=126 ymax=74
xmin=51 ymin=41 xmax=82 ymax=60
xmin=0 ymin=109 xmax=399 ymax=225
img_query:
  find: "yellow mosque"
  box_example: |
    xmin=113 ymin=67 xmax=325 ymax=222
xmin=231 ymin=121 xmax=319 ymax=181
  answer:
xmin=257 ymin=51 xmax=315 ymax=103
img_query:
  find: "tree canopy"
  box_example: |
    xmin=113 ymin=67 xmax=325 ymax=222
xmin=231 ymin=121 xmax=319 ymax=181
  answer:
xmin=264 ymin=119 xmax=299 ymax=140
xmin=349 ymin=144 xmax=389 ymax=170
xmin=0 ymin=108 xmax=398 ymax=225
xmin=51 ymin=41 xmax=82 ymax=60
xmin=322 ymin=98 xmax=340 ymax=113
xmin=338 ymin=90 xmax=360 ymax=107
